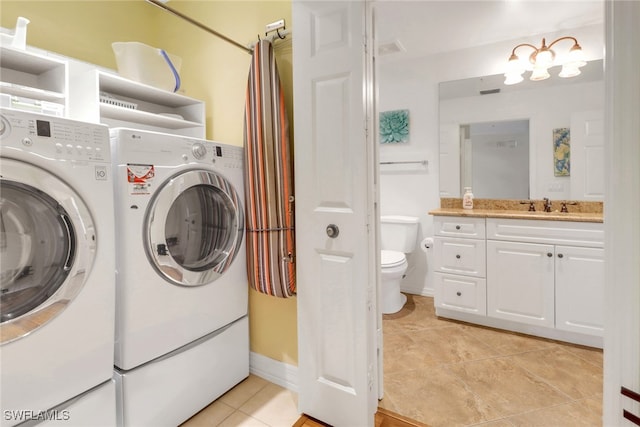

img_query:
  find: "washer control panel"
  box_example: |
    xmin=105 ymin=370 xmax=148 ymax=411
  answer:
xmin=0 ymin=108 xmax=110 ymax=163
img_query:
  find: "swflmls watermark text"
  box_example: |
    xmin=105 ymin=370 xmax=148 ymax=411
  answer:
xmin=4 ymin=410 xmax=71 ymax=422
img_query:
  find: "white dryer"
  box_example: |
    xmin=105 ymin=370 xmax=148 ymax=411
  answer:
xmin=0 ymin=109 xmax=116 ymax=426
xmin=110 ymin=128 xmax=248 ymax=426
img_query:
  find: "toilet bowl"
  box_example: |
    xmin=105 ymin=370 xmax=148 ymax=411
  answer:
xmin=379 ymin=215 xmax=419 ymax=314
xmin=381 ymin=249 xmax=408 ymax=314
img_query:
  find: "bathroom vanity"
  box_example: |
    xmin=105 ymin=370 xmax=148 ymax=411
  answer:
xmin=429 ymin=203 xmax=604 ymax=348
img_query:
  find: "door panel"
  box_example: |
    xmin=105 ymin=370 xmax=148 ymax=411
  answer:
xmin=570 ymin=110 xmax=605 ymax=200
xmin=293 ymin=1 xmax=378 ymax=425
xmin=145 ymin=169 xmax=244 ymax=287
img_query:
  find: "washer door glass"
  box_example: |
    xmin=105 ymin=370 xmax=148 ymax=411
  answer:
xmin=145 ymin=170 xmax=244 ymax=286
xmin=0 ymin=161 xmax=94 ymax=344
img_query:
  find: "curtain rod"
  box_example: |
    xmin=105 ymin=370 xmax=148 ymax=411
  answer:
xmin=145 ymin=0 xmax=252 ymax=54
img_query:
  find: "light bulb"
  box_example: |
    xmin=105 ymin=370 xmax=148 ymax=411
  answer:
xmin=535 ymin=48 xmax=554 ymax=69
xmin=504 ymin=72 xmax=524 ymax=85
xmin=530 ymin=66 xmax=550 ymax=81
xmin=559 ymin=64 xmax=581 ymax=78
xmin=505 ymin=53 xmax=525 ymax=75
xmin=566 ymin=45 xmax=587 ymax=68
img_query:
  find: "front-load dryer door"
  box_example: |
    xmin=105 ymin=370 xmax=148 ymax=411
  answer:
xmin=145 ymin=169 xmax=244 ymax=286
xmin=0 ymin=159 xmax=95 ymax=344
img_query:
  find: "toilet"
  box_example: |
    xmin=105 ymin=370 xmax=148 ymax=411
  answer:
xmin=380 ymin=215 xmax=419 ymax=314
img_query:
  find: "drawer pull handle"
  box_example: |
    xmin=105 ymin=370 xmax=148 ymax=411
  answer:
xmin=622 ymin=387 xmax=640 ymax=425
xmin=624 ymin=410 xmax=640 ymax=426
xmin=557 ymin=253 xmax=564 ymax=258
xmin=456 ymin=291 xmax=462 ymax=296
xmin=622 ymin=386 xmax=640 ymax=403
xmin=455 ymin=225 xmax=461 ymax=230
xmin=456 ymin=254 xmax=461 ymax=259
xmin=547 ymin=252 xmax=553 ymax=257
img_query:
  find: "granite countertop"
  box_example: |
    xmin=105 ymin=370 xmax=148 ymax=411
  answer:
xmin=428 ymin=208 xmax=603 ymax=223
xmin=431 ymin=198 xmax=604 ymax=223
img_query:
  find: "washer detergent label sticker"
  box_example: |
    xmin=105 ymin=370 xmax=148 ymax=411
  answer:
xmin=127 ymin=163 xmax=154 ymax=195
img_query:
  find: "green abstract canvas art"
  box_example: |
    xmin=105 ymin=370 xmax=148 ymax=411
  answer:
xmin=380 ymin=109 xmax=409 ymax=144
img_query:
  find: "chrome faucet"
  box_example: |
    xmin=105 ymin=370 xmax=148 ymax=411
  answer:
xmin=543 ymin=197 xmax=553 ymax=212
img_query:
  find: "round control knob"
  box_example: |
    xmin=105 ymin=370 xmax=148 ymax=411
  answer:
xmin=192 ymin=143 xmax=207 ymax=159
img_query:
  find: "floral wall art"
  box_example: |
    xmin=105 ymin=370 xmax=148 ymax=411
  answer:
xmin=380 ymin=109 xmax=409 ymax=144
xmin=553 ymin=127 xmax=571 ymax=176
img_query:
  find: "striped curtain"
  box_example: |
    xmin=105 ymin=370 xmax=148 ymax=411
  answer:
xmin=243 ymin=39 xmax=296 ymax=297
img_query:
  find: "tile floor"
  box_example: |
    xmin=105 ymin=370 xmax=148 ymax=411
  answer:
xmin=182 ymin=294 xmax=603 ymax=427
xmin=379 ymin=295 xmax=603 ymax=427
xmin=181 ymin=375 xmax=300 ymax=427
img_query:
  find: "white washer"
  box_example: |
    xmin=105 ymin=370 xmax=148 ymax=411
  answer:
xmin=110 ymin=128 xmax=248 ymax=426
xmin=0 ymin=108 xmax=115 ymax=427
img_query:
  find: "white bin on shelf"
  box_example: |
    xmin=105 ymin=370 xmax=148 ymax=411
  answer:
xmin=111 ymin=42 xmax=182 ymax=92
xmin=0 ymin=16 xmax=29 ymax=49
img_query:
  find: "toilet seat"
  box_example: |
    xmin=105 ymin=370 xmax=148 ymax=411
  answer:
xmin=381 ymin=250 xmax=406 ymax=268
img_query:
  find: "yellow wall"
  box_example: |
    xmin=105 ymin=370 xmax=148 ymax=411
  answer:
xmin=1 ymin=0 xmax=298 ymax=366
xmin=0 ymin=1 xmax=160 ymax=68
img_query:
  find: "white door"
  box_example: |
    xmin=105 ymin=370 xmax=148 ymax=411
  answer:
xmin=603 ymin=1 xmax=640 ymax=424
xmin=293 ymin=1 xmax=379 ymax=426
xmin=570 ymin=110 xmax=605 ymax=201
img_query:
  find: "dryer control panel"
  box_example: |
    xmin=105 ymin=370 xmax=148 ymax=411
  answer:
xmin=212 ymin=143 xmax=243 ymax=170
xmin=0 ymin=108 xmax=110 ymax=163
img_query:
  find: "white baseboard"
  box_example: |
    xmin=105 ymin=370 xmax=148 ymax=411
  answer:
xmin=249 ymin=352 xmax=299 ymax=393
xmin=400 ymin=284 xmax=434 ymax=298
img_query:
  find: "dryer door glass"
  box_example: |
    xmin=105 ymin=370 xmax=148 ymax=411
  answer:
xmin=0 ymin=181 xmax=75 ymax=323
xmin=165 ymin=184 xmax=235 ymax=270
xmin=145 ymin=170 xmax=244 ymax=286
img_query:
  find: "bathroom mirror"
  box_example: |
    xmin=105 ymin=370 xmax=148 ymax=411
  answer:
xmin=439 ymin=59 xmax=604 ymax=200
xmin=460 ymin=119 xmax=530 ymax=199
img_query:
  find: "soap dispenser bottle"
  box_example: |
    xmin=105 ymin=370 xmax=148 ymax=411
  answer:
xmin=462 ymin=187 xmax=474 ymax=210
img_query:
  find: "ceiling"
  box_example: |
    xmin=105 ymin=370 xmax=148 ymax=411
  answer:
xmin=374 ymin=0 xmax=604 ymax=60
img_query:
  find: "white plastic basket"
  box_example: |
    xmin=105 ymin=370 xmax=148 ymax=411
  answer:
xmin=111 ymin=42 xmax=182 ymax=92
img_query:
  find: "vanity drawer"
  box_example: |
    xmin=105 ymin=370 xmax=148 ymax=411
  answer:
xmin=434 ymin=236 xmax=486 ymax=277
xmin=486 ymin=218 xmax=604 ymax=247
xmin=434 ymin=273 xmax=486 ymax=315
xmin=433 ymin=216 xmax=486 ymax=239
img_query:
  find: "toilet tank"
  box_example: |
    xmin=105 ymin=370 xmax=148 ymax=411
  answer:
xmin=380 ymin=215 xmax=420 ymax=253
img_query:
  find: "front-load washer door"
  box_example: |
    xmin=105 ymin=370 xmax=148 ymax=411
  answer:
xmin=0 ymin=159 xmax=95 ymax=344
xmin=145 ymin=169 xmax=244 ymax=286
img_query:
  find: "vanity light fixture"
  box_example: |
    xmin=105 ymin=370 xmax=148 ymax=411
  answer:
xmin=504 ymin=36 xmax=587 ymax=85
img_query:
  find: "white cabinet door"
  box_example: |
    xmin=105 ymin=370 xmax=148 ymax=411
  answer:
xmin=487 ymin=240 xmax=555 ymax=327
xmin=555 ymin=245 xmax=604 ymax=336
